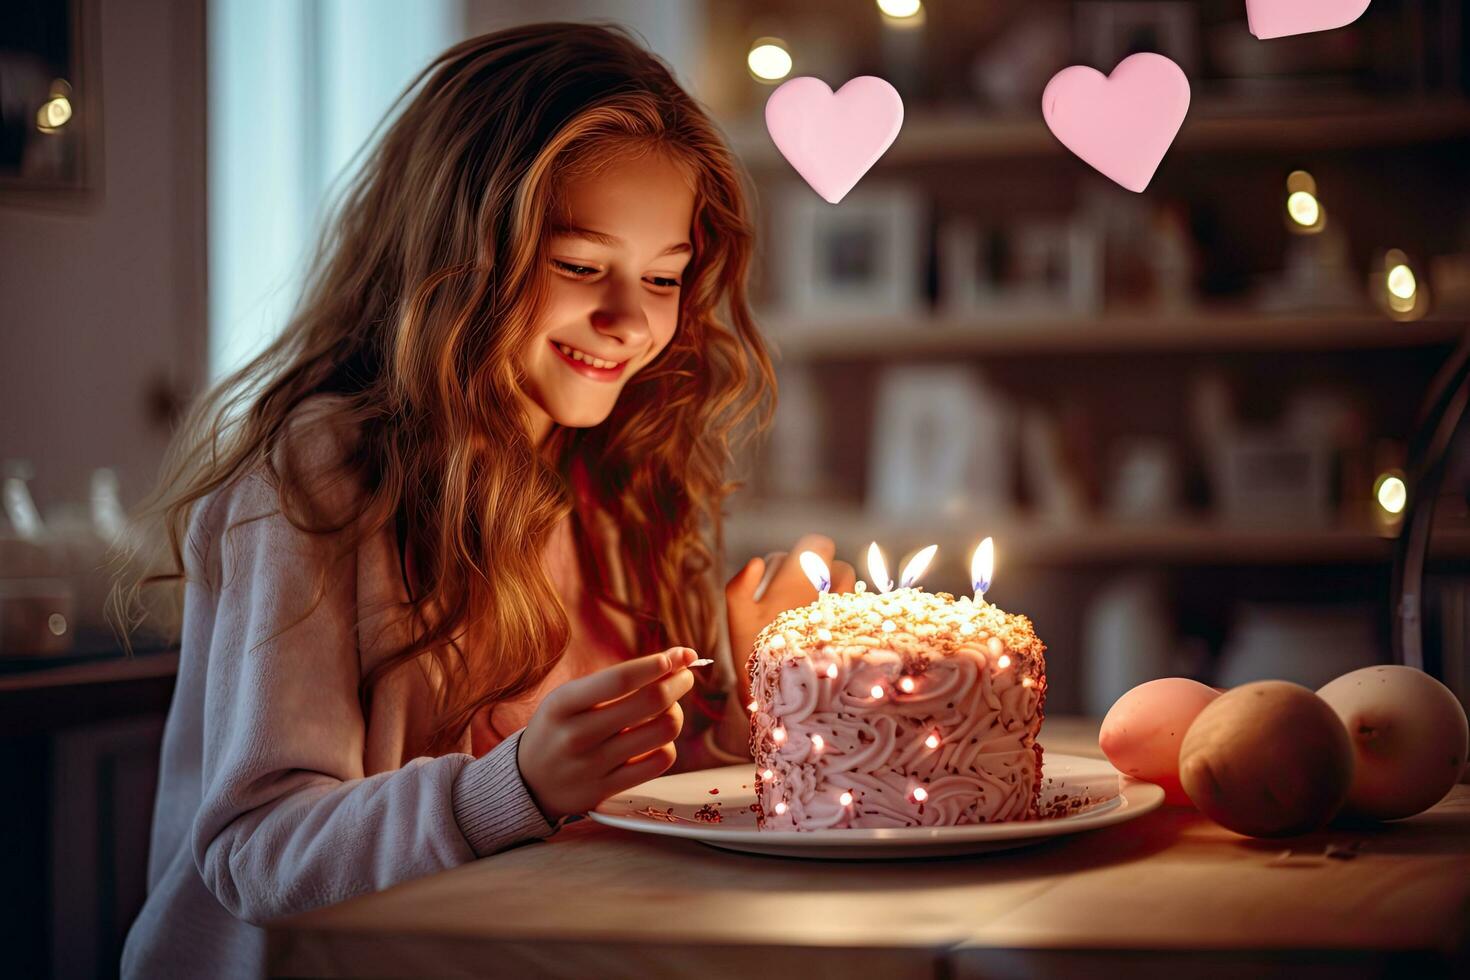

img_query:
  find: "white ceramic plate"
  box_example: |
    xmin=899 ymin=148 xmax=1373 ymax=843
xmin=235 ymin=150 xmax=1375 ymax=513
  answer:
xmin=589 ymin=752 xmax=1164 ymax=859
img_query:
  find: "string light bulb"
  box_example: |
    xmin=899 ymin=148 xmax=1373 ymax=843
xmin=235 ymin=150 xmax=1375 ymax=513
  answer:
xmin=898 ymin=676 xmax=915 ymax=693
xmin=839 ymin=791 xmax=854 ymax=806
xmin=1285 ymin=170 xmax=1325 ymax=234
xmin=912 ymin=786 xmax=929 ymax=803
xmin=1375 ymin=471 xmax=1407 ymax=517
xmin=747 ymin=38 xmax=792 ymax=82
xmin=924 ymin=732 xmax=940 ymax=749
xmin=1375 ymin=248 xmax=1429 ymax=320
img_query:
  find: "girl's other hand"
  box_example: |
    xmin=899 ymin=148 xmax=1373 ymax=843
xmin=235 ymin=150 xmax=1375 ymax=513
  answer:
xmin=518 ymin=647 xmax=698 ymax=824
xmin=724 ymin=534 xmax=856 ymax=710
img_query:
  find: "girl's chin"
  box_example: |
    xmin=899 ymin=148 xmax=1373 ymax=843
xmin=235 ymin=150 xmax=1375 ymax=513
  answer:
xmin=546 ymin=399 xmax=616 ymax=430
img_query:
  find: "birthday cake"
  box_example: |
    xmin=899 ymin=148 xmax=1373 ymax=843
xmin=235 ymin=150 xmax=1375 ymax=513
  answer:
xmin=748 ymin=582 xmax=1046 ymax=830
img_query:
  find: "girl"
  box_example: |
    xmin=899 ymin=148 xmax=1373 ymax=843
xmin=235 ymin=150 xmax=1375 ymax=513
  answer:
xmin=115 ymin=21 xmax=855 ymax=980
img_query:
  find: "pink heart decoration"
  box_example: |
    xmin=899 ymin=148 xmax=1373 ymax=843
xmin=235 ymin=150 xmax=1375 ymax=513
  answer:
xmin=1042 ymin=53 xmax=1191 ymax=194
xmin=1246 ymin=0 xmax=1371 ymax=40
xmin=764 ymin=75 xmax=904 ymax=205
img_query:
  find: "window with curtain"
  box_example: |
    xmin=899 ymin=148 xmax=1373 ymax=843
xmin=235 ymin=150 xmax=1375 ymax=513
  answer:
xmin=207 ymin=0 xmax=462 ymax=380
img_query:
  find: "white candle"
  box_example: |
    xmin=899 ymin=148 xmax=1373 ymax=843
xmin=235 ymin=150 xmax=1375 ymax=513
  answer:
xmin=798 ymin=550 xmax=831 ymax=593
xmin=898 ymin=544 xmax=938 ymax=589
xmin=971 ymin=536 xmax=994 ymax=601
xmin=866 ymin=541 xmax=894 ymax=593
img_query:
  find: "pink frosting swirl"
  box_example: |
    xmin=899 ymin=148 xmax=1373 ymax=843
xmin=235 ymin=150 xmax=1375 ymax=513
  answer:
xmin=749 ymin=587 xmax=1046 ymax=830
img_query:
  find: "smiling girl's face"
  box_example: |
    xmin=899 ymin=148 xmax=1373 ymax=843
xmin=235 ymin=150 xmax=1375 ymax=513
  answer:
xmin=519 ymin=150 xmax=696 ymax=445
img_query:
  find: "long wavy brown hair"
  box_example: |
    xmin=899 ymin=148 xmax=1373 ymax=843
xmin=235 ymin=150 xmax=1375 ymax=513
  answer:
xmin=108 ymin=22 xmax=775 ymax=755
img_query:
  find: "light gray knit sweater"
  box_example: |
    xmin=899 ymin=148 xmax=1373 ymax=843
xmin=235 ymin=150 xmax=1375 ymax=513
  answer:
xmin=121 ymin=397 xmax=738 ymax=979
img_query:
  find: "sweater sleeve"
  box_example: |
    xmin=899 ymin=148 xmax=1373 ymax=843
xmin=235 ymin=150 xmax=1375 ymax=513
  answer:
xmin=188 ymin=466 xmax=556 ymax=927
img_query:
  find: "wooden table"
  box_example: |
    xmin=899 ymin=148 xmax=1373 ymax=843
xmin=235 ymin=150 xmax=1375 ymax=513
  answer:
xmin=266 ymin=717 xmax=1470 ymax=979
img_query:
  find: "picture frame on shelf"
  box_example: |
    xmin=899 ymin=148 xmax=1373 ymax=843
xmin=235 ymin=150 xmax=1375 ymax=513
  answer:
xmin=0 ymin=0 xmax=103 ymax=208
xmin=770 ymin=180 xmax=926 ymax=321
xmin=938 ymin=213 xmax=1102 ymax=317
xmin=1075 ymin=1 xmax=1199 ymax=77
xmin=868 ymin=365 xmax=1016 ymax=519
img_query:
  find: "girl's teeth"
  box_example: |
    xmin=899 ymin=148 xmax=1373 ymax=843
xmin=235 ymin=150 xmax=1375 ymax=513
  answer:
xmin=557 ymin=342 xmax=618 ymax=370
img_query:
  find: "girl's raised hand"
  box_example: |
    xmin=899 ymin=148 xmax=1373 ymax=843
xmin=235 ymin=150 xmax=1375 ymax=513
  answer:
xmin=724 ymin=533 xmax=857 ymax=709
xmin=517 ymin=647 xmax=698 ymax=824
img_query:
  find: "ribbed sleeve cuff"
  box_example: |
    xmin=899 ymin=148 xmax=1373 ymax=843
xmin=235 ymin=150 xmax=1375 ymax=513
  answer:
xmin=451 ymin=728 xmax=561 ymax=858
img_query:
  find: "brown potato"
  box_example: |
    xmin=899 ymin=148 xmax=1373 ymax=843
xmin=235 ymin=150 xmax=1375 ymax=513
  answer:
xmin=1179 ymin=681 xmax=1354 ymax=837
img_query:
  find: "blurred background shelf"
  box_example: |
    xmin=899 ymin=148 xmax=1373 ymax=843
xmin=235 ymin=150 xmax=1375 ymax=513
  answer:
xmin=725 ymin=504 xmax=1470 ymax=566
xmin=759 ymin=309 xmax=1467 ymax=358
xmin=727 ymin=97 xmax=1470 ymax=166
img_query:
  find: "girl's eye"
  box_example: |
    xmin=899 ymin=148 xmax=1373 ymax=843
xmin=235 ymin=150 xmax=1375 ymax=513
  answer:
xmin=552 ymin=260 xmax=598 ymax=278
xmin=552 ymin=260 xmax=681 ymax=290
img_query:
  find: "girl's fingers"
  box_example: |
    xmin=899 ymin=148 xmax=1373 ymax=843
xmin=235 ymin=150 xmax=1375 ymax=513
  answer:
xmin=725 ymin=556 xmax=766 ymax=606
xmin=567 ymin=665 xmax=694 ymax=747
xmin=554 ymin=649 xmax=692 ymax=716
xmin=601 ymin=742 xmax=678 ymax=795
xmin=596 ymin=701 xmax=683 ymax=774
xmin=588 ymin=669 xmax=696 ymax=740
xmin=831 ymin=559 xmax=858 ymax=593
xmin=766 ymin=533 xmax=835 ymax=604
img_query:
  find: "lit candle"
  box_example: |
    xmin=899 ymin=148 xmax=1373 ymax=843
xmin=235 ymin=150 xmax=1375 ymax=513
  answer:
xmin=866 ymin=541 xmax=894 ymax=593
xmin=811 ymin=733 xmax=825 ymax=752
xmin=798 ymin=550 xmax=831 ymax=593
xmin=898 ymin=544 xmax=938 ymax=589
xmin=825 ymin=663 xmax=839 ymax=679
xmin=971 ymin=536 xmax=994 ymax=601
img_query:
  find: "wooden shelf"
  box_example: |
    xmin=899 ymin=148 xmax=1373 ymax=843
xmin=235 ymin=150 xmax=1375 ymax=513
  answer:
xmin=726 ymin=97 xmax=1470 ymax=167
xmin=756 ymin=309 xmax=1465 ymax=360
xmin=724 ymin=504 xmax=1470 ymax=566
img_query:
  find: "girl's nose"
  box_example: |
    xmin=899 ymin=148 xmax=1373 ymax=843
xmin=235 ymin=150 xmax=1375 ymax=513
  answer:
xmin=589 ymin=279 xmax=651 ymax=348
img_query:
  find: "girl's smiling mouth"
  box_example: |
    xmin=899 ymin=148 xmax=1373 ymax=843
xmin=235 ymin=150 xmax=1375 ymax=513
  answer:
xmin=550 ymin=339 xmax=628 ymax=381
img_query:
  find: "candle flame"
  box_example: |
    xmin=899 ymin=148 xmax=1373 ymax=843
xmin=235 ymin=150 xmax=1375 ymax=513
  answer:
xmin=798 ymin=550 xmax=831 ymax=593
xmin=866 ymin=541 xmax=893 ymax=593
xmin=912 ymin=786 xmax=928 ymax=802
xmin=898 ymin=544 xmax=938 ymax=589
xmin=838 ymin=791 xmax=853 ymax=806
xmin=924 ymin=732 xmax=940 ymax=749
xmin=971 ymin=536 xmax=994 ymax=597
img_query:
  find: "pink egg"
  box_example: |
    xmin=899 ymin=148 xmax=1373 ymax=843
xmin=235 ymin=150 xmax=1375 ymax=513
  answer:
xmin=1100 ymin=677 xmax=1222 ymax=805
